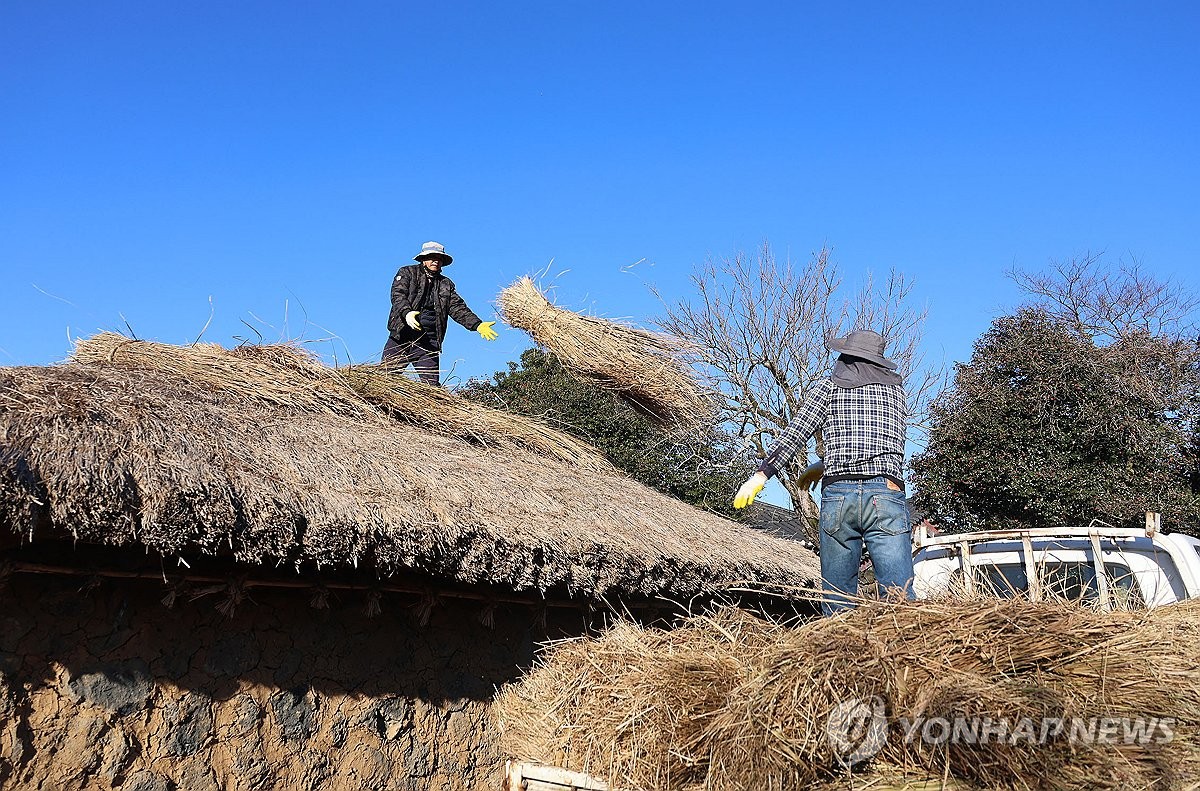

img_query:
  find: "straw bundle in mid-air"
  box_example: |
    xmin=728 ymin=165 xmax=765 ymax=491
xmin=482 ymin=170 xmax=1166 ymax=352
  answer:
xmin=496 ymin=597 xmax=1200 ymax=791
xmin=497 ymin=276 xmax=716 ymax=429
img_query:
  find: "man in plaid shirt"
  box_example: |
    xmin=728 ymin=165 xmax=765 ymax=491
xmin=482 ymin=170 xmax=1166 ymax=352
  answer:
xmin=734 ymin=329 xmax=913 ymax=615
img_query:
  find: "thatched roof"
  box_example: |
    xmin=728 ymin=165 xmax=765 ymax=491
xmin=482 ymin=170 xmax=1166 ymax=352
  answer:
xmin=745 ymin=502 xmax=815 ymax=547
xmin=0 ymin=334 xmax=818 ymax=601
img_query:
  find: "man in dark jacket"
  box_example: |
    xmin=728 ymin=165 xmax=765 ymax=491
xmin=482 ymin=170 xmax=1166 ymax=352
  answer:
xmin=732 ymin=329 xmax=912 ymax=615
xmin=382 ymin=241 xmax=498 ymax=385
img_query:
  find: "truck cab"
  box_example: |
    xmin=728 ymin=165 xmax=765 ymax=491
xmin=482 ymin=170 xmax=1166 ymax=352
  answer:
xmin=911 ymin=516 xmax=1200 ymax=609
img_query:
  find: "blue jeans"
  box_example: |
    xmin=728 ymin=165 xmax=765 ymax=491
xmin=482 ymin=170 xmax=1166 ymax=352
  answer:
xmin=819 ymin=478 xmax=914 ymax=616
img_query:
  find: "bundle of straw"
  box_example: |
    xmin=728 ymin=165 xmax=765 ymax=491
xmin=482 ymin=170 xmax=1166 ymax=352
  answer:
xmin=495 ymin=608 xmax=780 ymax=790
xmin=72 ymin=333 xmax=612 ymax=472
xmin=497 ymin=277 xmax=715 ymax=429
xmin=339 ymin=362 xmax=612 ymax=472
xmin=496 ymin=597 xmax=1200 ymax=791
xmin=72 ymin=332 xmax=368 ymax=418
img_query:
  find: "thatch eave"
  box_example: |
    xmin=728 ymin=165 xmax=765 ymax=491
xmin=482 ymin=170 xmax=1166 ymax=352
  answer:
xmin=0 ymin=338 xmax=819 ymax=602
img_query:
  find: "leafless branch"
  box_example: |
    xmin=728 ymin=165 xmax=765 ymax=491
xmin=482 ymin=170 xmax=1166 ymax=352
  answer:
xmin=657 ymin=243 xmax=944 ymax=517
xmin=1009 ymin=253 xmax=1200 ymax=344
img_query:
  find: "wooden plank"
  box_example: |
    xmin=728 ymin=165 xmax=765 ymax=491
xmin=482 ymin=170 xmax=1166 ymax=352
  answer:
xmin=505 ymin=761 xmax=610 ymax=791
xmin=917 ymin=525 xmax=1150 ymax=548
xmin=1022 ymin=534 xmax=1040 ymax=602
xmin=523 ymin=780 xmax=607 ymax=791
xmin=1089 ymin=530 xmax=1112 ymax=610
xmin=959 ymin=541 xmax=976 ymax=596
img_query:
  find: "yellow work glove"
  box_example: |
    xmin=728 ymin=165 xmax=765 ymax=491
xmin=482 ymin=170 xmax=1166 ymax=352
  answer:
xmin=477 ymin=321 xmax=498 ymax=341
xmin=404 ymin=310 xmax=422 ymax=331
xmin=733 ymin=472 xmax=768 ymax=509
xmin=798 ymin=461 xmax=825 ymax=491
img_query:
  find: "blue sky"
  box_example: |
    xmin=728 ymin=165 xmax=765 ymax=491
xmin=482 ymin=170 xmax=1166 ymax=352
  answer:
xmin=2 ymin=3 xmax=1197 ymax=400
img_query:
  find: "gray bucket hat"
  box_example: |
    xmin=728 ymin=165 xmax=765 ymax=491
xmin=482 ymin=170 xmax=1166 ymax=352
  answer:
xmin=827 ymin=329 xmax=898 ymax=370
xmin=414 ymin=240 xmax=453 ymax=265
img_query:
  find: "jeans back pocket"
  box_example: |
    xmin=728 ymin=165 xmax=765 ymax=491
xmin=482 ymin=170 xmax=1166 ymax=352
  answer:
xmin=870 ymin=491 xmax=911 ymax=536
xmin=819 ymin=494 xmax=847 ymax=537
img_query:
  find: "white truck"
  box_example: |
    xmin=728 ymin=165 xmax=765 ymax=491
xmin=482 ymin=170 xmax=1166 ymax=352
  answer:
xmin=911 ymin=514 xmax=1200 ymax=609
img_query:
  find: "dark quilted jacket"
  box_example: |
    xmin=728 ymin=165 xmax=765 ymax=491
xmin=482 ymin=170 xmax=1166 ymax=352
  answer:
xmin=387 ymin=264 xmax=482 ymax=349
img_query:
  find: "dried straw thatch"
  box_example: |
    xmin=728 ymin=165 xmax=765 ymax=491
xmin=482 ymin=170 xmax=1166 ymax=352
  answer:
xmin=71 ymin=332 xmax=610 ymax=471
xmin=0 ymin=334 xmax=818 ymax=600
xmin=497 ymin=277 xmax=714 ymax=428
xmin=496 ymin=597 xmax=1200 ymax=790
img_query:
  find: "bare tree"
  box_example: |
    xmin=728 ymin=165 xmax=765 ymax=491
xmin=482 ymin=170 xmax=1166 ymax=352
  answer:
xmin=657 ymin=243 xmax=942 ymax=526
xmin=1009 ymin=252 xmax=1200 ymax=344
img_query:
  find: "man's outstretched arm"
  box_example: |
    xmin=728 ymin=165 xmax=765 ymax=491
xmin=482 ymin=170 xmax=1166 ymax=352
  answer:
xmin=733 ymin=379 xmax=833 ymax=508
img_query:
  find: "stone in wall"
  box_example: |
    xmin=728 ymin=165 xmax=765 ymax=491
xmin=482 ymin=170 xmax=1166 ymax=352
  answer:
xmin=269 ymin=687 xmax=320 ymax=742
xmin=161 ymin=691 xmax=215 ymax=757
xmin=66 ymin=659 xmax=154 ymax=716
xmin=121 ymin=770 xmax=172 ymax=791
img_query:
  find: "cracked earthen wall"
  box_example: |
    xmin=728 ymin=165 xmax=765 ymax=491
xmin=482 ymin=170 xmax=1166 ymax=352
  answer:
xmin=0 ymin=572 xmax=555 ymax=790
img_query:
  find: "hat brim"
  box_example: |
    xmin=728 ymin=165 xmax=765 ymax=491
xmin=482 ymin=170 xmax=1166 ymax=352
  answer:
xmin=414 ymin=253 xmax=453 ymax=265
xmin=827 ymin=338 xmax=898 ymax=370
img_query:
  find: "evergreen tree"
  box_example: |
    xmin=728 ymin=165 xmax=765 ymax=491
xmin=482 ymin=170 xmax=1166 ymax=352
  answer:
xmin=910 ymin=308 xmax=1200 ymax=533
xmin=460 ymin=348 xmax=754 ymax=517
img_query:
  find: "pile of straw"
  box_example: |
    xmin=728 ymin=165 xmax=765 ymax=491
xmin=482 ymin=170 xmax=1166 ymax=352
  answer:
xmin=497 ymin=277 xmax=715 ymax=429
xmin=496 ymin=597 xmax=1200 ymax=790
xmin=73 ymin=333 xmax=612 ymax=472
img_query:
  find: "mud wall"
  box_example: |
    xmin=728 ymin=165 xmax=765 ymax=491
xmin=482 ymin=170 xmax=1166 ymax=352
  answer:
xmin=0 ymin=572 xmax=563 ymax=790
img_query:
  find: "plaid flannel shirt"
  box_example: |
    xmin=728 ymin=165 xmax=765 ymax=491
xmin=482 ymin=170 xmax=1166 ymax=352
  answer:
xmin=760 ymin=378 xmax=907 ymax=482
